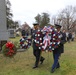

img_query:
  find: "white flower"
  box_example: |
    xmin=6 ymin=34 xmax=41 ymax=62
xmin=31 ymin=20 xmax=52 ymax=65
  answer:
xmin=52 ymin=48 xmax=54 ymax=50
xmin=49 ymin=46 xmax=51 ymax=48
xmin=22 ymin=38 xmax=24 ymax=41
xmin=53 ymin=42 xmax=55 ymax=44
xmin=58 ymin=36 xmax=61 ymax=38
xmin=40 ymin=38 xmax=42 ymax=40
xmin=55 ymin=28 xmax=57 ymax=31
xmin=53 ymin=38 xmax=55 ymax=40
xmin=37 ymin=41 xmax=39 ymax=43
xmin=40 ymin=43 xmax=42 ymax=45
xmin=22 ymin=44 xmax=25 ymax=46
xmin=58 ymin=42 xmax=60 ymax=44
xmin=41 ymin=30 xmax=43 ymax=32
xmin=50 ymin=42 xmax=52 ymax=44
xmin=53 ymin=34 xmax=55 ymax=36
xmin=59 ymin=34 xmax=62 ymax=38
xmin=34 ymin=40 xmax=36 ymax=42
xmin=39 ymin=47 xmax=41 ymax=49
xmin=38 ymin=34 xmax=40 ymax=36
xmin=38 ymin=30 xmax=40 ymax=32
xmin=50 ymin=29 xmax=52 ymax=32
xmin=35 ymin=34 xmax=37 ymax=36
xmin=42 ymin=46 xmax=44 ymax=48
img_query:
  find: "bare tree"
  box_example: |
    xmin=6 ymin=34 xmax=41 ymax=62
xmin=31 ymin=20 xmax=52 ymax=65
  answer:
xmin=21 ymin=22 xmax=31 ymax=34
xmin=57 ymin=6 xmax=76 ymax=31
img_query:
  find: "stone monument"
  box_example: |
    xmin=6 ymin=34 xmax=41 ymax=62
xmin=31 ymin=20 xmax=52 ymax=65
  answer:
xmin=0 ymin=0 xmax=9 ymax=51
xmin=8 ymin=28 xmax=16 ymax=38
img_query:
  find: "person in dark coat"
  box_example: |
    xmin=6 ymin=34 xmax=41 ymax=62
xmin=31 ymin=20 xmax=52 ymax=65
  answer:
xmin=21 ymin=29 xmax=27 ymax=40
xmin=62 ymin=30 xmax=67 ymax=42
xmin=31 ymin=23 xmax=45 ymax=69
xmin=21 ymin=29 xmax=26 ymax=36
xmin=51 ymin=24 xmax=66 ymax=73
xmin=68 ymin=32 xmax=72 ymax=42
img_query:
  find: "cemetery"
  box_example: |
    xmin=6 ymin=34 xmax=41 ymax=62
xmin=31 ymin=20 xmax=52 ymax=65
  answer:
xmin=0 ymin=0 xmax=76 ymax=75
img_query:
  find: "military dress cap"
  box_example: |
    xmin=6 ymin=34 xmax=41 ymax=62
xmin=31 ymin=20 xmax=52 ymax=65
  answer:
xmin=55 ymin=24 xmax=62 ymax=28
xmin=33 ymin=22 xmax=39 ymax=26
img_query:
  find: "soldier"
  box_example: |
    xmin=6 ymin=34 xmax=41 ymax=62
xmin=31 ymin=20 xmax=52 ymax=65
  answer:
xmin=51 ymin=24 xmax=66 ymax=73
xmin=31 ymin=23 xmax=45 ymax=69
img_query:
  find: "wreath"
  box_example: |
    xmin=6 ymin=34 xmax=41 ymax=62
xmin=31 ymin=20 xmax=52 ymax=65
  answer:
xmin=42 ymin=26 xmax=61 ymax=51
xmin=20 ymin=36 xmax=31 ymax=49
xmin=34 ymin=29 xmax=43 ymax=50
xmin=34 ymin=26 xmax=62 ymax=51
xmin=2 ymin=42 xmax=17 ymax=58
xmin=48 ymin=30 xmax=61 ymax=51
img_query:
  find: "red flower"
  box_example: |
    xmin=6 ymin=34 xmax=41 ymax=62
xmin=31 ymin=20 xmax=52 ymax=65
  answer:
xmin=36 ymin=32 xmax=41 ymax=34
xmin=52 ymin=44 xmax=54 ymax=46
xmin=10 ymin=49 xmax=14 ymax=53
xmin=20 ymin=42 xmax=24 ymax=44
xmin=36 ymin=44 xmax=39 ymax=46
xmin=28 ymin=39 xmax=31 ymax=40
xmin=52 ymin=31 xmax=54 ymax=34
xmin=36 ymin=38 xmax=39 ymax=40
xmin=2 ymin=42 xmax=17 ymax=57
xmin=6 ymin=42 xmax=14 ymax=49
xmin=40 ymin=40 xmax=42 ymax=42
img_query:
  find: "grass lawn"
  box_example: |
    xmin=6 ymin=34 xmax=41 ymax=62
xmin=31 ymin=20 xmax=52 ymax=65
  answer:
xmin=0 ymin=37 xmax=76 ymax=75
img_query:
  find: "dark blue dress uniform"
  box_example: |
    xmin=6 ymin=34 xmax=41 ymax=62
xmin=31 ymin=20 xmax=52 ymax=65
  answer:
xmin=51 ymin=24 xmax=66 ymax=73
xmin=31 ymin=23 xmax=45 ymax=69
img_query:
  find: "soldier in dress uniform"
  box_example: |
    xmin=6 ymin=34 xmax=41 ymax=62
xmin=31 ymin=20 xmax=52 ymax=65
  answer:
xmin=51 ymin=24 xmax=66 ymax=73
xmin=31 ymin=23 xmax=45 ymax=69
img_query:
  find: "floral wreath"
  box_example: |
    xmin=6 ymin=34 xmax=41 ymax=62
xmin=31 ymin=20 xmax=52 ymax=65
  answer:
xmin=48 ymin=30 xmax=61 ymax=51
xmin=2 ymin=42 xmax=17 ymax=58
xmin=20 ymin=36 xmax=31 ymax=49
xmin=34 ymin=29 xmax=43 ymax=50
xmin=34 ymin=26 xmax=62 ymax=51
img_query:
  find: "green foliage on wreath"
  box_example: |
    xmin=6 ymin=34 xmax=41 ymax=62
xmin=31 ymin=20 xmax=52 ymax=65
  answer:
xmin=2 ymin=42 xmax=17 ymax=58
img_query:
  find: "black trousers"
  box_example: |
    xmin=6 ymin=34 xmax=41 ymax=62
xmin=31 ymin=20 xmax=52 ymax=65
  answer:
xmin=33 ymin=49 xmax=44 ymax=66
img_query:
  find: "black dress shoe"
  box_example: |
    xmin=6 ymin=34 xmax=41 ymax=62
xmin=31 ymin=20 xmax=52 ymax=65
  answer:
xmin=40 ymin=58 xmax=45 ymax=64
xmin=51 ymin=69 xmax=55 ymax=73
xmin=32 ymin=66 xmax=38 ymax=69
xmin=56 ymin=66 xmax=60 ymax=69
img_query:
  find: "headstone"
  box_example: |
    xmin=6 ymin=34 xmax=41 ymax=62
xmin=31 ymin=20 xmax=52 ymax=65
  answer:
xmin=8 ymin=28 xmax=16 ymax=38
xmin=0 ymin=0 xmax=9 ymax=51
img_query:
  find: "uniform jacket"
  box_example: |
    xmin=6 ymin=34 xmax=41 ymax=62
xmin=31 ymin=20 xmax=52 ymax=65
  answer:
xmin=31 ymin=29 xmax=43 ymax=50
xmin=53 ymin=31 xmax=66 ymax=54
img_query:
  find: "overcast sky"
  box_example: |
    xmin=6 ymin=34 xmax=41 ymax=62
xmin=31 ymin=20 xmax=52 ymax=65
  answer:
xmin=10 ymin=0 xmax=76 ymax=27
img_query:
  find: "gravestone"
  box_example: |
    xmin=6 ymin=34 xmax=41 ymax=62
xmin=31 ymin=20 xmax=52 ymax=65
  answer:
xmin=0 ymin=0 xmax=9 ymax=51
xmin=8 ymin=28 xmax=16 ymax=38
